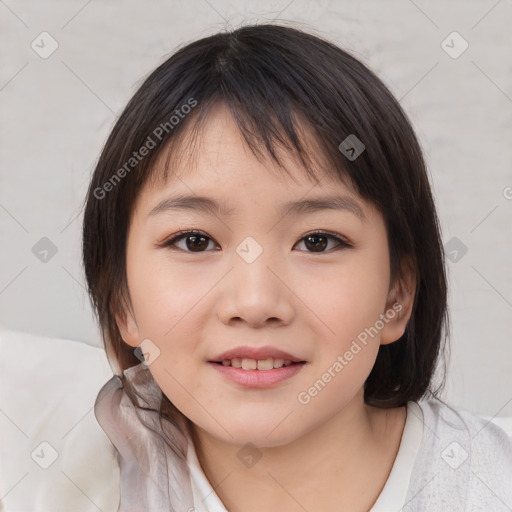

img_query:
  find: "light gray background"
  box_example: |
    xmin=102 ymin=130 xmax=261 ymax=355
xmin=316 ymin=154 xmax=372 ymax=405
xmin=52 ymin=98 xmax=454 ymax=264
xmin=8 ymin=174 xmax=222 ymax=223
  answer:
xmin=0 ymin=0 xmax=511 ymax=417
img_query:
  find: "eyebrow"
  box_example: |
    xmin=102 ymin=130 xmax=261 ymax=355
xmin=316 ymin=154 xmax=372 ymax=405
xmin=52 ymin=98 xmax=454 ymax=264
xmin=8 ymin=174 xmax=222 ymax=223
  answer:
xmin=148 ymin=194 xmax=367 ymax=222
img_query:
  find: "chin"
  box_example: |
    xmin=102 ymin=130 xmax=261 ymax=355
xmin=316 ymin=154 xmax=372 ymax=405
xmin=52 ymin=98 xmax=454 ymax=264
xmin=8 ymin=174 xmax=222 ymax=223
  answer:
xmin=205 ymin=420 xmax=304 ymax=449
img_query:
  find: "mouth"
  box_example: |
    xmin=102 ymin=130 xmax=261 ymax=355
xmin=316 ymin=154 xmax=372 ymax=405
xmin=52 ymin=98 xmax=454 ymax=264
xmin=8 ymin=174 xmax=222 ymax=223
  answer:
xmin=207 ymin=345 xmax=307 ymax=387
xmin=210 ymin=358 xmax=305 ymax=371
xmin=208 ymin=359 xmax=307 ymax=388
xmin=209 ymin=345 xmax=305 ymax=368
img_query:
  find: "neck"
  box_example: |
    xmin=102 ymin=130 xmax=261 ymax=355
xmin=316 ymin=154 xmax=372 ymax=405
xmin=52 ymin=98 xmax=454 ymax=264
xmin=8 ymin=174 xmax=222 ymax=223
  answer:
xmin=187 ymin=389 xmax=406 ymax=512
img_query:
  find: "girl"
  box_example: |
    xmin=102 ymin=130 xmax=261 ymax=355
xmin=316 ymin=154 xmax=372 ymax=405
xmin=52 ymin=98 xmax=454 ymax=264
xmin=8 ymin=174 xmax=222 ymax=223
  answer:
xmin=82 ymin=23 xmax=512 ymax=512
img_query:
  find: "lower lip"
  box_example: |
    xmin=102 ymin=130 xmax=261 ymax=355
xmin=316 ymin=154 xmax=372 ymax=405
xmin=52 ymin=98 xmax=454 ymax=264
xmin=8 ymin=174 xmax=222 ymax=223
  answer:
xmin=208 ymin=362 xmax=306 ymax=388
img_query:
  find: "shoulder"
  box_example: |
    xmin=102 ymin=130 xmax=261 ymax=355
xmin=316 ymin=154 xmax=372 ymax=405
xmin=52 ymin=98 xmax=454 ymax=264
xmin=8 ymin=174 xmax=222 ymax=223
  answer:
xmin=403 ymin=398 xmax=512 ymax=511
xmin=416 ymin=397 xmax=512 ymax=460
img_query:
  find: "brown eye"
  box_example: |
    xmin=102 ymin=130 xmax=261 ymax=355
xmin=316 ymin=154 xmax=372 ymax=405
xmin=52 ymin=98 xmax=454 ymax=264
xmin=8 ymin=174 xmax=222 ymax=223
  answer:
xmin=295 ymin=231 xmax=351 ymax=253
xmin=161 ymin=230 xmax=217 ymax=252
xmin=184 ymin=234 xmax=210 ymax=251
xmin=304 ymin=234 xmax=328 ymax=252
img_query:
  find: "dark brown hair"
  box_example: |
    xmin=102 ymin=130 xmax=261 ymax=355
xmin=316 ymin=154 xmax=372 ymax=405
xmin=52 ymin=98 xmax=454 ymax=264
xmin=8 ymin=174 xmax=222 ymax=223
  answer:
xmin=82 ymin=22 xmax=449 ymax=411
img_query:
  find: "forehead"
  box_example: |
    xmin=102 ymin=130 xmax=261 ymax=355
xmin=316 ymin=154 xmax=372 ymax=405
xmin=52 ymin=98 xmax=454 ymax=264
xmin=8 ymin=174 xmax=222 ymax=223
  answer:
xmin=133 ymin=102 xmax=365 ymax=219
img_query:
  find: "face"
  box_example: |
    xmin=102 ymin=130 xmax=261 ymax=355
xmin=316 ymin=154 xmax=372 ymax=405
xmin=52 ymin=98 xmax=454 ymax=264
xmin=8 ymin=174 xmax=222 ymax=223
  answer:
xmin=116 ymin=103 xmax=413 ymax=448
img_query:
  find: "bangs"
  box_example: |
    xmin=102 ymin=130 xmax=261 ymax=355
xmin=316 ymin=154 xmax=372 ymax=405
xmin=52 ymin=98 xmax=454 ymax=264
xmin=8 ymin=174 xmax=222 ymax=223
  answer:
xmin=143 ymin=96 xmax=350 ymax=195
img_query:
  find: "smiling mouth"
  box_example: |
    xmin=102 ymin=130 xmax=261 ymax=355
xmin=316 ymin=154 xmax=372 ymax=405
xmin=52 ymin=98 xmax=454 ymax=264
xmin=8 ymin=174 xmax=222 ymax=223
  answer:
xmin=211 ymin=358 xmax=305 ymax=370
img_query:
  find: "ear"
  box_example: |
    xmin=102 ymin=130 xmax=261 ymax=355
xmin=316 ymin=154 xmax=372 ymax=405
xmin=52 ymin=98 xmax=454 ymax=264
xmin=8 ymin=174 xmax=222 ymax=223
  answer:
xmin=114 ymin=305 xmax=140 ymax=348
xmin=380 ymin=256 xmax=417 ymax=346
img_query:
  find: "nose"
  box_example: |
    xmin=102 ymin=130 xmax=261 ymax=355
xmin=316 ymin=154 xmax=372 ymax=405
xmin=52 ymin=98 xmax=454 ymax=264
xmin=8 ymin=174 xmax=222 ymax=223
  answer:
xmin=216 ymin=242 xmax=295 ymax=328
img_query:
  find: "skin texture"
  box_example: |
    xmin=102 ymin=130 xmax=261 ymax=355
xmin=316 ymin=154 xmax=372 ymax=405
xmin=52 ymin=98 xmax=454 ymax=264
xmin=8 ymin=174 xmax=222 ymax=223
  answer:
xmin=116 ymin=103 xmax=416 ymax=511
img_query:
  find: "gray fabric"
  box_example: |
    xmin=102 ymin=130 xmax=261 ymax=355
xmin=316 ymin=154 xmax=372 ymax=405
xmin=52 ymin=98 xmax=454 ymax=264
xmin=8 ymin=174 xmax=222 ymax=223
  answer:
xmin=94 ymin=363 xmax=195 ymax=512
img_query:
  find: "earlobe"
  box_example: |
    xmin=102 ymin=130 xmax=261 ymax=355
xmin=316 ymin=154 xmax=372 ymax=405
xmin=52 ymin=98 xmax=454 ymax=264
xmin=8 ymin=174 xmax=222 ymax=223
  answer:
xmin=380 ymin=257 xmax=416 ymax=346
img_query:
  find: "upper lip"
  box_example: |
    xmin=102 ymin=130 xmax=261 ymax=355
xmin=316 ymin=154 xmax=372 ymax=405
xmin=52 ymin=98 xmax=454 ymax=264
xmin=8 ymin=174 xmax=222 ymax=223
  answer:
xmin=209 ymin=345 xmax=305 ymax=363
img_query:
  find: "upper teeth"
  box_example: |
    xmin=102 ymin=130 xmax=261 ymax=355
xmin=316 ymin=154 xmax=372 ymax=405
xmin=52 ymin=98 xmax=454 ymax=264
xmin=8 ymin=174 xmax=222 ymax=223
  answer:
xmin=221 ymin=358 xmax=294 ymax=370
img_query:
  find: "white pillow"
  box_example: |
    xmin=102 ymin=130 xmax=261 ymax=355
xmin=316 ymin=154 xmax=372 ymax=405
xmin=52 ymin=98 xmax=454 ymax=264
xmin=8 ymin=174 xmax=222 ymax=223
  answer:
xmin=0 ymin=328 xmax=120 ymax=512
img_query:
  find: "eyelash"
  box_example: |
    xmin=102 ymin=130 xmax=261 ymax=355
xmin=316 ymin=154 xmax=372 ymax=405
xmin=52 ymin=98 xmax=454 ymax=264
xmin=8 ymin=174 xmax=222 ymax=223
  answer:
xmin=159 ymin=229 xmax=352 ymax=254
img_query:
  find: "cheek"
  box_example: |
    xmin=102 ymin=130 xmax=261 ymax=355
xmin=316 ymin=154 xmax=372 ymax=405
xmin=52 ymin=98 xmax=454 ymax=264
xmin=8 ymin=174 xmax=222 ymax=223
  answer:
xmin=128 ymin=257 xmax=209 ymax=410
xmin=128 ymin=252 xmax=205 ymax=336
xmin=303 ymin=253 xmax=390 ymax=344
xmin=126 ymin=250 xmax=213 ymax=378
xmin=295 ymin=268 xmax=385 ymax=419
